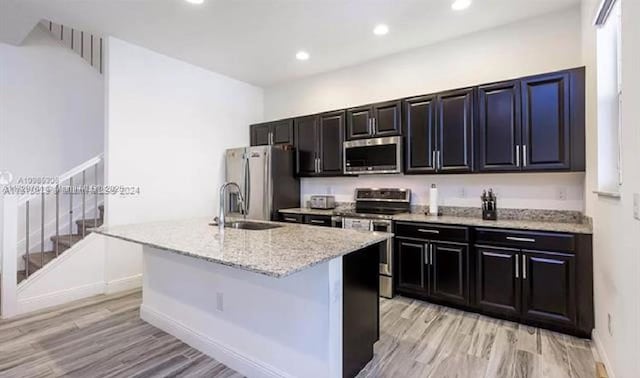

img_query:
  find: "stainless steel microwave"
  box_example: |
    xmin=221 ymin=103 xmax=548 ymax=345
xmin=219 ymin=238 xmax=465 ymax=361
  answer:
xmin=343 ymin=136 xmax=403 ymax=175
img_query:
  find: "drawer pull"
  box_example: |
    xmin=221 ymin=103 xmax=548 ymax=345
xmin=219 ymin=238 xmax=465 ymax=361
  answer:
xmin=418 ymin=229 xmax=440 ymax=234
xmin=284 ymin=217 xmax=298 ymax=222
xmin=310 ymin=220 xmax=325 ymax=224
xmin=506 ymin=236 xmax=536 ymax=243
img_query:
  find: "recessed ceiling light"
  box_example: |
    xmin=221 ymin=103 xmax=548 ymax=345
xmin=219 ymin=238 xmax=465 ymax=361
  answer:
xmin=373 ymin=24 xmax=389 ymax=36
xmin=451 ymin=0 xmax=472 ymax=11
xmin=185 ymin=0 xmax=204 ymax=4
xmin=296 ymin=51 xmax=310 ymax=61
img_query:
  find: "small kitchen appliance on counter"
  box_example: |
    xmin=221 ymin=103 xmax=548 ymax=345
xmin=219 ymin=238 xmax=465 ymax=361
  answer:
xmin=310 ymin=195 xmax=336 ymax=209
xmin=482 ymin=189 xmax=498 ymax=220
xmin=337 ymin=188 xmax=411 ymax=299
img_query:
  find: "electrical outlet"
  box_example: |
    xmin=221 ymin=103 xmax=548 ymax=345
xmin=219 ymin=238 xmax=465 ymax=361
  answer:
xmin=608 ymin=313 xmax=613 ymax=336
xmin=557 ymin=187 xmax=568 ymax=201
xmin=634 ymin=193 xmax=640 ymax=221
xmin=216 ymin=292 xmax=224 ymax=312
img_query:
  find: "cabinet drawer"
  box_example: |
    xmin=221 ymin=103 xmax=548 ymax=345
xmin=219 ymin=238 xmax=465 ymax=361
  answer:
xmin=475 ymin=228 xmax=575 ymax=252
xmin=395 ymin=222 xmax=469 ymax=242
xmin=279 ymin=213 xmax=303 ymax=223
xmin=304 ymin=215 xmax=333 ymax=227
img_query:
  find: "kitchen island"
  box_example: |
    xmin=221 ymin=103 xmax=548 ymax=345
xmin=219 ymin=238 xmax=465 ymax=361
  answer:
xmin=95 ymin=218 xmax=391 ymax=378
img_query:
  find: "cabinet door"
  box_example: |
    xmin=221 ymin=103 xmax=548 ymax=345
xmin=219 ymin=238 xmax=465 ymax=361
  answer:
xmin=372 ymin=100 xmax=402 ymax=137
xmin=521 ymin=72 xmax=571 ymax=170
xmin=478 ymin=81 xmax=522 ymax=172
xmin=476 ymin=246 xmax=521 ymax=317
xmin=437 ymin=88 xmax=474 ymax=172
xmin=396 ymin=239 xmax=427 ymax=293
xmin=318 ymin=111 xmax=345 ymax=175
xmin=294 ymin=116 xmax=318 ymax=176
xmin=250 ymin=123 xmax=271 ymax=146
xmin=346 ymin=106 xmax=373 ymax=140
xmin=404 ymin=96 xmax=437 ymax=173
xmin=271 ymin=119 xmax=294 ymax=145
xmin=430 ymin=242 xmax=469 ymax=306
xmin=522 ymin=250 xmax=576 ymax=326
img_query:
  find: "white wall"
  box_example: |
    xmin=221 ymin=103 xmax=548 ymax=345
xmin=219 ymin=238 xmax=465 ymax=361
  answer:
xmin=302 ymin=173 xmax=585 ymax=211
xmin=104 ymin=37 xmax=263 ymax=284
xmin=582 ymin=0 xmax=640 ymax=377
xmin=0 ymin=24 xmax=104 ymax=179
xmin=265 ymin=7 xmax=585 ymax=211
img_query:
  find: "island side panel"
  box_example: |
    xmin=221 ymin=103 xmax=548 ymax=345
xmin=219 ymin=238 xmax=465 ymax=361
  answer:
xmin=342 ymin=242 xmax=381 ymax=378
xmin=139 ymin=246 xmax=337 ymax=378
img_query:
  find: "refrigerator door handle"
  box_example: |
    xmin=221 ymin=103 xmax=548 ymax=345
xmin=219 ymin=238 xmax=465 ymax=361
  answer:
xmin=244 ymin=154 xmax=250 ymax=215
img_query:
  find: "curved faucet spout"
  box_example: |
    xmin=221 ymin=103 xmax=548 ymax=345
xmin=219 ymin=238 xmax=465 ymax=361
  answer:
xmin=218 ymin=182 xmax=246 ymax=232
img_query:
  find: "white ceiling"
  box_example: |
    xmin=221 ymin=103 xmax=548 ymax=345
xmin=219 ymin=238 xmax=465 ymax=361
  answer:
xmin=2 ymin=0 xmax=580 ymax=87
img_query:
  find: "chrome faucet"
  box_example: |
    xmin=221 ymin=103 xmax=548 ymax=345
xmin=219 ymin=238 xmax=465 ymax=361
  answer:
xmin=217 ymin=182 xmax=246 ymax=232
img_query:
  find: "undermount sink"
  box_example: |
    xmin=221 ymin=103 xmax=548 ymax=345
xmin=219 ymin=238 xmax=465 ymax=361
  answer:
xmin=211 ymin=220 xmax=283 ymax=231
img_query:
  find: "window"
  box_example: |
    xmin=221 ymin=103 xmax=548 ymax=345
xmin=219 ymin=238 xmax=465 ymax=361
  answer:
xmin=595 ymin=0 xmax=623 ymax=195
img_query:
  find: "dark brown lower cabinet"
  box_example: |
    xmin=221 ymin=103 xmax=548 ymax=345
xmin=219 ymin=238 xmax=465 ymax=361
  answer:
xmin=396 ymin=239 xmax=426 ymax=292
xmin=476 ymin=246 xmax=521 ymax=317
xmin=396 ymin=223 xmax=593 ymax=338
xmin=522 ymin=250 xmax=576 ymax=326
xmin=395 ymin=225 xmax=470 ymax=307
xmin=430 ymin=242 xmax=469 ymax=306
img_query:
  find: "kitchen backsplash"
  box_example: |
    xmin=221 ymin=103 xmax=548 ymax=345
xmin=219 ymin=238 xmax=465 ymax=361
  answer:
xmin=301 ymin=172 xmax=585 ymax=212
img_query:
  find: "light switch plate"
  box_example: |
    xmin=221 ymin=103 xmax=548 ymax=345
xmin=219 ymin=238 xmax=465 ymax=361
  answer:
xmin=634 ymin=193 xmax=640 ymax=220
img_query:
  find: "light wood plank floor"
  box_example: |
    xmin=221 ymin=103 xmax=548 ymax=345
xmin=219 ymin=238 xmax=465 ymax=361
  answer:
xmin=0 ymin=290 xmax=600 ymax=378
xmin=357 ymin=296 xmax=601 ymax=378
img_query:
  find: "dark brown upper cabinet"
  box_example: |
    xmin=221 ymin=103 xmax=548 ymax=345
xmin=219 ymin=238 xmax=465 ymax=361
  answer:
xmin=478 ymin=81 xmax=522 ymax=172
xmin=437 ymin=88 xmax=475 ymax=173
xmin=294 ymin=111 xmax=345 ymax=177
xmin=477 ymin=68 xmax=585 ymax=173
xmin=404 ymin=95 xmax=437 ymax=174
xmin=250 ymin=119 xmax=294 ymax=146
xmin=346 ymin=100 xmax=401 ymax=140
xmin=521 ymin=72 xmax=571 ymax=171
xmin=404 ymin=89 xmax=474 ymax=174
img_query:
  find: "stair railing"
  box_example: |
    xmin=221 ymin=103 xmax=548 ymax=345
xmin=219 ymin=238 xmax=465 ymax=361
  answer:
xmin=1 ymin=154 xmax=103 ymax=318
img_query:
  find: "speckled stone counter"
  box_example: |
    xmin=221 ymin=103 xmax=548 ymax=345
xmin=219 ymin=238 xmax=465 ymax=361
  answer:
xmin=279 ymin=207 xmax=592 ymax=234
xmin=94 ymin=218 xmax=392 ymax=278
xmin=393 ymin=213 xmax=593 ymax=234
xmin=279 ymin=208 xmax=336 ymax=216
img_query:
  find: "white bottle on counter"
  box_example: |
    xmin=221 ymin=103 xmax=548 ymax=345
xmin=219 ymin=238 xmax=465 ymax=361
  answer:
xmin=429 ymin=184 xmax=439 ymax=216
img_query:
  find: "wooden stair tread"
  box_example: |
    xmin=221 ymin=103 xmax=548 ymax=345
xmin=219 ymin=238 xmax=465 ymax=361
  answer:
xmin=75 ymin=218 xmax=103 ymax=226
xmin=23 ymin=251 xmax=58 ymax=267
xmin=50 ymin=234 xmax=83 ymax=248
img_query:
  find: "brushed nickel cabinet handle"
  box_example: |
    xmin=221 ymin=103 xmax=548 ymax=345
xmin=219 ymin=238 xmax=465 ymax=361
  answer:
xmin=516 ymin=145 xmax=520 ymax=167
xmin=522 ymin=255 xmax=527 ymax=279
xmin=418 ymin=228 xmax=440 ymax=234
xmin=284 ymin=217 xmax=297 ymax=222
xmin=515 ymin=255 xmax=519 ymax=279
xmin=523 ymin=145 xmax=528 ymax=167
xmin=506 ymin=236 xmax=536 ymax=243
xmin=310 ymin=219 xmax=325 ymax=224
xmin=424 ymin=248 xmax=429 ymax=265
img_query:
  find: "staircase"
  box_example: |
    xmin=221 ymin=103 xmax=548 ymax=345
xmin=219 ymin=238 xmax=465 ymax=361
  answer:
xmin=18 ymin=205 xmax=104 ymax=283
xmin=39 ymin=20 xmax=103 ymax=74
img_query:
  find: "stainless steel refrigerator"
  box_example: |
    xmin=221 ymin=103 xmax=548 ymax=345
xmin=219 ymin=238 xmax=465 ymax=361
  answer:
xmin=225 ymin=145 xmax=300 ymax=221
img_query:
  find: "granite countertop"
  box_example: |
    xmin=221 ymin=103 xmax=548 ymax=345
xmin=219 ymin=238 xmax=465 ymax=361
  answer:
xmin=279 ymin=208 xmax=593 ymax=234
xmin=279 ymin=208 xmax=336 ymax=216
xmin=392 ymin=213 xmax=593 ymax=234
xmin=94 ymin=218 xmax=392 ymax=278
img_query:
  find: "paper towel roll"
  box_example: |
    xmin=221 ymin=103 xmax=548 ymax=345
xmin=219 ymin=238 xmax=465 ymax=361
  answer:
xmin=429 ymin=185 xmax=439 ymax=216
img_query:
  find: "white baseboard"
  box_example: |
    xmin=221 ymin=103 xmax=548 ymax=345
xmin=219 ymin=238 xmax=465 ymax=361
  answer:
xmin=140 ymin=304 xmax=292 ymax=378
xmin=106 ymin=274 xmax=142 ymax=294
xmin=592 ymin=329 xmax=616 ymax=378
xmin=16 ymin=281 xmax=105 ymax=315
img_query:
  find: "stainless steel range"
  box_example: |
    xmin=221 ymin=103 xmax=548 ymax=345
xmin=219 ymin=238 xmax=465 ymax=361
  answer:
xmin=337 ymin=188 xmax=411 ymax=298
